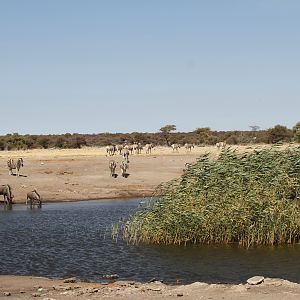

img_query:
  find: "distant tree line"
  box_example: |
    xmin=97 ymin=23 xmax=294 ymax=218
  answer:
xmin=0 ymin=122 xmax=299 ymax=151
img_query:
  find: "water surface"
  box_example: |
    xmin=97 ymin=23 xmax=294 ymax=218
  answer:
xmin=1 ymin=199 xmax=300 ymax=284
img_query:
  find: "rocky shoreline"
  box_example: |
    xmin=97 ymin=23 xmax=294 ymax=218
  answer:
xmin=1 ymin=275 xmax=300 ymax=299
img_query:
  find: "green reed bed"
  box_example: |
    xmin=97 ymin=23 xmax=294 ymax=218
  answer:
xmin=121 ymin=146 xmax=300 ymax=246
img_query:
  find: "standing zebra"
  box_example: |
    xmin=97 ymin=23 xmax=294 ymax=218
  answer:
xmin=125 ymin=144 xmax=134 ymax=155
xmin=116 ymin=144 xmax=124 ymax=155
xmin=216 ymin=141 xmax=226 ymax=150
xmin=171 ymin=143 xmax=180 ymax=152
xmin=184 ymin=143 xmax=194 ymax=151
xmin=7 ymin=158 xmax=24 ymax=176
xmin=123 ymin=149 xmax=130 ymax=163
xmin=106 ymin=145 xmax=116 ymax=156
xmin=145 ymin=143 xmax=154 ymax=154
xmin=0 ymin=184 xmax=13 ymax=205
xmin=120 ymin=161 xmax=129 ymax=177
xmin=108 ymin=160 xmax=117 ymax=177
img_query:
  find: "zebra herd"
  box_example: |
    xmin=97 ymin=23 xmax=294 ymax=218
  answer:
xmin=106 ymin=143 xmax=154 ymax=156
xmin=1 ymin=158 xmax=42 ymax=207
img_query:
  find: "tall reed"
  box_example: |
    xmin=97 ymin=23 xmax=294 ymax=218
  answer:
xmin=122 ymin=146 xmax=300 ymax=246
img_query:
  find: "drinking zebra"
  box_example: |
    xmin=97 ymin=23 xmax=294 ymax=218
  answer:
xmin=109 ymin=160 xmax=117 ymax=177
xmin=0 ymin=184 xmax=13 ymax=205
xmin=120 ymin=161 xmax=129 ymax=177
xmin=26 ymin=189 xmax=42 ymax=207
xmin=7 ymin=158 xmax=24 ymax=176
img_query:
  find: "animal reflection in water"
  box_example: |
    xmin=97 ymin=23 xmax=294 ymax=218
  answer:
xmin=0 ymin=184 xmax=14 ymax=205
xmin=109 ymin=160 xmax=117 ymax=178
xmin=26 ymin=189 xmax=42 ymax=207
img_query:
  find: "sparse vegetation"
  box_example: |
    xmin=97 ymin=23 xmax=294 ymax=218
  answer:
xmin=0 ymin=123 xmax=297 ymax=151
xmin=121 ymin=146 xmax=300 ymax=247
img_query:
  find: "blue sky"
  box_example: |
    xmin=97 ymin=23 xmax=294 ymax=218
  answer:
xmin=1 ymin=0 xmax=300 ymax=134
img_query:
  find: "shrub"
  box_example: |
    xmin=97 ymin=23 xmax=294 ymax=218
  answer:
xmin=121 ymin=147 xmax=300 ymax=247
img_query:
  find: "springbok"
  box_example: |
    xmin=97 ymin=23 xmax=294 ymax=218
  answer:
xmin=7 ymin=158 xmax=24 ymax=176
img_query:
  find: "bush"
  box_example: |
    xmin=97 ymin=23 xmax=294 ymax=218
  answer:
xmin=121 ymin=147 xmax=300 ymax=246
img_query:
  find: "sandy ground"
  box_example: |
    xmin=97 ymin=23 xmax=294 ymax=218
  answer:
xmin=1 ymin=275 xmax=300 ymax=299
xmin=0 ymin=145 xmax=230 ymax=203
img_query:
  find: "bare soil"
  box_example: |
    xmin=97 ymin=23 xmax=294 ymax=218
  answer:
xmin=0 ymin=146 xmax=223 ymax=203
xmin=1 ymin=275 xmax=300 ymax=299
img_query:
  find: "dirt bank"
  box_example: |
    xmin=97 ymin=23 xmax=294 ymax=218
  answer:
xmin=0 ymin=275 xmax=300 ymax=300
xmin=0 ymin=146 xmax=222 ymax=203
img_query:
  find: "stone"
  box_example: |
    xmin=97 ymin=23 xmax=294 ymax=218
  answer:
xmin=247 ymin=276 xmax=265 ymax=285
xmin=103 ymin=274 xmax=119 ymax=280
xmin=3 ymin=292 xmax=11 ymax=296
xmin=63 ymin=277 xmax=76 ymax=283
xmin=32 ymin=293 xmax=41 ymax=297
xmin=177 ymin=293 xmax=184 ymax=297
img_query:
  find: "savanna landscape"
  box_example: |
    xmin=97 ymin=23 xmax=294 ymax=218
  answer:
xmin=2 ymin=0 xmax=300 ymax=298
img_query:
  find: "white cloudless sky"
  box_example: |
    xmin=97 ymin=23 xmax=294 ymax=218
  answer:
xmin=1 ymin=0 xmax=300 ymax=134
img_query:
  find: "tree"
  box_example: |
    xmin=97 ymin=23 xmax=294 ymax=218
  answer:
xmin=249 ymin=125 xmax=260 ymax=131
xmin=267 ymin=125 xmax=293 ymax=144
xmin=159 ymin=125 xmax=176 ymax=146
xmin=293 ymin=122 xmax=300 ymax=142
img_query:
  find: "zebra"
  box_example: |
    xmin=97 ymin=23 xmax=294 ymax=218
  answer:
xmin=216 ymin=141 xmax=227 ymax=150
xmin=109 ymin=160 xmax=117 ymax=177
xmin=123 ymin=149 xmax=130 ymax=163
xmin=132 ymin=143 xmax=139 ymax=154
xmin=7 ymin=158 xmax=24 ymax=176
xmin=184 ymin=143 xmax=194 ymax=151
xmin=0 ymin=184 xmax=13 ymax=205
xmin=120 ymin=161 xmax=129 ymax=177
xmin=145 ymin=143 xmax=154 ymax=154
xmin=26 ymin=189 xmax=42 ymax=207
xmin=124 ymin=144 xmax=134 ymax=155
xmin=116 ymin=144 xmax=124 ymax=155
xmin=106 ymin=145 xmax=116 ymax=156
xmin=171 ymin=143 xmax=180 ymax=152
xmin=136 ymin=143 xmax=143 ymax=154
